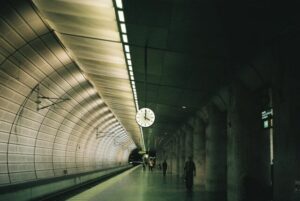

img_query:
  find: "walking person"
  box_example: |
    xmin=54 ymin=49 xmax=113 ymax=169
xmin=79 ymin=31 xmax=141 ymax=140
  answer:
xmin=184 ymin=156 xmax=196 ymax=191
xmin=162 ymin=160 xmax=168 ymax=176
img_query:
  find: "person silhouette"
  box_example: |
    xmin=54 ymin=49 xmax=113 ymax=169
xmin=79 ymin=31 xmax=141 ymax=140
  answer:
xmin=184 ymin=156 xmax=196 ymax=191
xmin=162 ymin=160 xmax=168 ymax=176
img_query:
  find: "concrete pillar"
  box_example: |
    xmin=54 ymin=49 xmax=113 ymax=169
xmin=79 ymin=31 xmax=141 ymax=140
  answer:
xmin=176 ymin=133 xmax=181 ymax=176
xmin=171 ymin=139 xmax=177 ymax=174
xmin=179 ymin=130 xmax=186 ymax=177
xmin=193 ymin=117 xmax=206 ymax=186
xmin=167 ymin=142 xmax=173 ymax=173
xmin=161 ymin=145 xmax=168 ymax=168
xmin=205 ymin=104 xmax=227 ymax=193
xmin=167 ymin=140 xmax=172 ymax=174
xmin=272 ymin=60 xmax=300 ymax=201
xmin=184 ymin=125 xmax=193 ymax=160
xmin=227 ymin=82 xmax=269 ymax=201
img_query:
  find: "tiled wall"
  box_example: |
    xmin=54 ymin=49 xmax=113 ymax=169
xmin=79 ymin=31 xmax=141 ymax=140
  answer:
xmin=0 ymin=0 xmax=134 ymax=186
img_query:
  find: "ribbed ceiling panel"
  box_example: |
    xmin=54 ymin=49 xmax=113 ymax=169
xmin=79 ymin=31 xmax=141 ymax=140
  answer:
xmin=33 ymin=0 xmax=142 ymax=148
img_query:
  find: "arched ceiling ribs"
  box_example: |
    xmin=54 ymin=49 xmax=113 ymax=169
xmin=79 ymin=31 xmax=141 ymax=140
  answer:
xmin=62 ymin=99 xmax=108 ymax=157
xmin=92 ymin=122 xmax=127 ymax=160
xmin=94 ymin=122 xmax=135 ymax=164
xmin=81 ymin=114 xmax=116 ymax=159
xmin=47 ymin=97 xmax=105 ymax=175
xmin=74 ymin=109 xmax=111 ymax=169
xmin=96 ymin=122 xmax=123 ymax=139
xmin=32 ymin=0 xmax=142 ymax=148
xmin=4 ymin=62 xmax=92 ymax=182
xmin=75 ymin=111 xmax=115 ymax=171
xmin=76 ymin=110 xmax=112 ymax=153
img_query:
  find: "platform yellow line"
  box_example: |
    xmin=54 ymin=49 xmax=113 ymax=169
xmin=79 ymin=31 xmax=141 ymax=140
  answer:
xmin=67 ymin=166 xmax=140 ymax=201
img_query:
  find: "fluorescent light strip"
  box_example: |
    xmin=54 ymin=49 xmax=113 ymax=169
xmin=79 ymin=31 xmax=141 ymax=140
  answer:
xmin=118 ymin=10 xmax=125 ymax=22
xmin=114 ymin=3 xmax=140 ymax=118
xmin=115 ymin=0 xmax=123 ymax=9
xmin=120 ymin=23 xmax=127 ymax=33
xmin=125 ymin=45 xmax=130 ymax=52
xmin=122 ymin=34 xmax=128 ymax=43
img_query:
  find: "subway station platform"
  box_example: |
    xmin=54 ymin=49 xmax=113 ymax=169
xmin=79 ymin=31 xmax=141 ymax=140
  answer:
xmin=1 ymin=0 xmax=300 ymax=201
xmin=65 ymin=166 xmax=223 ymax=201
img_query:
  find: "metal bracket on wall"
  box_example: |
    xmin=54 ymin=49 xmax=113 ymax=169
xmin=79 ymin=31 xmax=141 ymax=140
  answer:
xmin=34 ymin=84 xmax=70 ymax=111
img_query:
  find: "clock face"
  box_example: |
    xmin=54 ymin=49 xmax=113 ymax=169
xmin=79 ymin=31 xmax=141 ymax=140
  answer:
xmin=136 ymin=108 xmax=155 ymax=127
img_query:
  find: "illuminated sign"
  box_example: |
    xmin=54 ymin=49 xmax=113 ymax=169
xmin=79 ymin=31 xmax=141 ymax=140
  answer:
xmin=261 ymin=108 xmax=273 ymax=129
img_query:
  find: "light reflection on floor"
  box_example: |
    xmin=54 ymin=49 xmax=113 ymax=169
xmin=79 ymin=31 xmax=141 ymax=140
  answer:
xmin=68 ymin=166 xmax=226 ymax=201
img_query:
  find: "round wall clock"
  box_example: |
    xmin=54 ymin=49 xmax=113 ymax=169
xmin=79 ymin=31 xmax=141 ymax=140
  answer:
xmin=136 ymin=108 xmax=155 ymax=127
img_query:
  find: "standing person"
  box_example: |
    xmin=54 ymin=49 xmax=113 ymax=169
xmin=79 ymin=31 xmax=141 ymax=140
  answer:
xmin=162 ymin=160 xmax=168 ymax=176
xmin=184 ymin=156 xmax=196 ymax=191
xmin=149 ymin=160 xmax=154 ymax=171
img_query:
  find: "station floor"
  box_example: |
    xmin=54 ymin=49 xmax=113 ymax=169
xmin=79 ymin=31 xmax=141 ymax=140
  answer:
xmin=67 ymin=166 xmax=225 ymax=201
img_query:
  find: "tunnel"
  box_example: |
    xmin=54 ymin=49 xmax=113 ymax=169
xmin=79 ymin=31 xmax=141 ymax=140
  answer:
xmin=0 ymin=0 xmax=299 ymax=201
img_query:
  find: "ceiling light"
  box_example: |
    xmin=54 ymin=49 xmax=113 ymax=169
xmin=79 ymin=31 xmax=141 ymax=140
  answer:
xmin=128 ymin=65 xmax=132 ymax=71
xmin=115 ymin=0 xmax=123 ymax=9
xmin=130 ymin=75 xmax=134 ymax=80
xmin=118 ymin=10 xmax=125 ymax=22
xmin=122 ymin=34 xmax=128 ymax=43
xmin=129 ymin=71 xmax=133 ymax=76
xmin=127 ymin=59 xmax=132 ymax=65
xmin=126 ymin=53 xmax=131 ymax=59
xmin=124 ymin=45 xmax=130 ymax=52
xmin=182 ymin=106 xmax=187 ymax=109
xmin=120 ymin=23 xmax=127 ymax=33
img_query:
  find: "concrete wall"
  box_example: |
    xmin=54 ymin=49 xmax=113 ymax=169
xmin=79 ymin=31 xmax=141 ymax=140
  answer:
xmin=193 ymin=118 xmax=206 ymax=186
xmin=205 ymin=104 xmax=227 ymax=193
xmin=272 ymin=34 xmax=300 ymax=201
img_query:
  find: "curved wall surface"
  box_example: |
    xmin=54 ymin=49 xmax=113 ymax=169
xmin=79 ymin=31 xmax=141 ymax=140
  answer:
xmin=0 ymin=0 xmax=136 ymax=186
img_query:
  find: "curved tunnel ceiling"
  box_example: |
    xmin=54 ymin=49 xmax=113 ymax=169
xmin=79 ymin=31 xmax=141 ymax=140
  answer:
xmin=0 ymin=0 xmax=139 ymax=185
xmin=32 ymin=0 xmax=142 ymax=148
